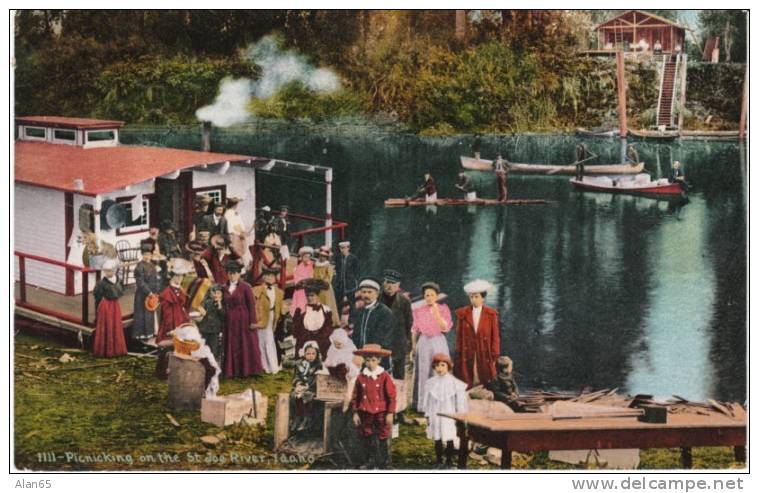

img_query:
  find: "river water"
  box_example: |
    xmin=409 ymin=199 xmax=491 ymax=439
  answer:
xmin=124 ymin=127 xmax=747 ymax=402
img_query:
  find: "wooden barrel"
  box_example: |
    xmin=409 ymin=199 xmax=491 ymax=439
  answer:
xmin=167 ymin=353 xmax=206 ymax=411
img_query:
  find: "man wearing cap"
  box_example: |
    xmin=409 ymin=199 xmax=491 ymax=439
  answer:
xmin=202 ymin=202 xmax=229 ymax=239
xmin=334 ymin=241 xmax=361 ymax=308
xmin=454 ymin=279 xmax=501 ymax=389
xmin=252 ymin=267 xmax=284 ymax=374
xmin=381 ymin=269 xmax=413 ymax=380
xmin=349 ymin=278 xmax=395 ymax=372
xmin=132 ymin=242 xmax=161 ymax=343
xmin=351 ymin=343 xmax=397 ymax=469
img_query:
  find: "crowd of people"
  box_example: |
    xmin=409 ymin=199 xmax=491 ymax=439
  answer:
xmin=89 ymin=195 xmax=516 ymax=469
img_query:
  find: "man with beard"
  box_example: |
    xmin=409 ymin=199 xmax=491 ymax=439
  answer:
xmin=380 ymin=269 xmax=413 ymax=380
xmin=349 ymin=278 xmax=395 ymax=373
xmin=202 ymin=201 xmax=229 ymax=239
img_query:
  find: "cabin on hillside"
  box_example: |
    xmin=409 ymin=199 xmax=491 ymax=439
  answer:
xmin=595 ymin=10 xmax=686 ymax=54
xmin=14 ymin=116 xmax=344 ymax=334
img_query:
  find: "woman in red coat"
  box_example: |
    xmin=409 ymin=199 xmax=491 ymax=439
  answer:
xmin=156 ymin=259 xmax=191 ymax=343
xmin=454 ymin=279 xmax=501 ymax=389
xmin=222 ymin=261 xmax=263 ymax=377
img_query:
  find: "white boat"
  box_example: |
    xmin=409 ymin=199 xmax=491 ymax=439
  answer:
xmin=460 ymin=156 xmax=645 ymax=175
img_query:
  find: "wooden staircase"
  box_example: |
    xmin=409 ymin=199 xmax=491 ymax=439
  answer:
xmin=656 ymin=54 xmax=679 ymax=128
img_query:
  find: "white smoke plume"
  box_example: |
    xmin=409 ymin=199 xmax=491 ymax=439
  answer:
xmin=196 ymin=35 xmax=342 ymax=127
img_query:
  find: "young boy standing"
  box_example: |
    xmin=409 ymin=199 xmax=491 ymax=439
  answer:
xmin=351 ymin=344 xmax=396 ymax=469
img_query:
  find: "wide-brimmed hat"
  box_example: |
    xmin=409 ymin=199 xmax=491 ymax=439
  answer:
xmin=224 ymin=260 xmax=242 ymax=274
xmin=318 ymin=245 xmax=332 ymax=258
xmin=144 ymin=293 xmax=161 ymax=312
xmin=296 ymin=278 xmax=329 ymax=294
xmin=169 ymin=258 xmax=192 ymax=275
xmin=353 ymin=343 xmax=391 ymax=358
xmin=226 ymin=197 xmax=243 ymax=208
xmin=195 ymin=195 xmax=212 ymax=205
xmin=261 ymin=266 xmax=280 ymax=276
xmin=463 ymin=279 xmax=493 ymax=295
xmin=338 ymin=240 xmax=351 ymax=248
xmin=210 ymin=234 xmax=227 ymax=249
xmin=298 ymin=246 xmax=314 ymax=257
xmin=185 ymin=240 xmax=206 ymax=255
xmin=432 ymin=353 xmax=453 ymax=370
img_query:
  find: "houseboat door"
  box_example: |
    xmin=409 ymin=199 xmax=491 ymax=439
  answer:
xmin=155 ymin=172 xmax=193 ymax=241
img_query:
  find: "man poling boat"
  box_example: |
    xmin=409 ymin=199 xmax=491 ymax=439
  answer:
xmin=569 ymin=172 xmax=687 ymax=197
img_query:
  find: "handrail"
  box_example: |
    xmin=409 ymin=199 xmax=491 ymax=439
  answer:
xmin=14 ymin=251 xmax=99 ymax=273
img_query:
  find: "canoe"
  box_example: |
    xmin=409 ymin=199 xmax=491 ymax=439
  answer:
xmin=576 ymin=127 xmax=619 ymax=138
xmin=460 ymin=156 xmax=645 ymax=175
xmin=384 ymin=197 xmax=548 ymax=208
xmin=679 ymin=130 xmax=740 ymax=140
xmin=628 ymin=129 xmax=679 ymax=141
xmin=570 ymin=174 xmax=685 ymax=196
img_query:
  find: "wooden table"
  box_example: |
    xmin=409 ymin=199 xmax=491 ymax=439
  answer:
xmin=442 ymin=412 xmax=746 ymax=469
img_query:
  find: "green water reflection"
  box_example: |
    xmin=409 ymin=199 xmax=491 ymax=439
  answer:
xmin=123 ymin=128 xmax=747 ymax=402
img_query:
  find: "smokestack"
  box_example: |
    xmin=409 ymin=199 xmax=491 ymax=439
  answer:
xmin=201 ymin=121 xmax=212 ymax=152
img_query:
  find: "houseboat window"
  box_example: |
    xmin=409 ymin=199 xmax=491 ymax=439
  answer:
xmin=53 ymin=129 xmax=76 ymax=142
xmin=24 ymin=126 xmax=46 ymax=140
xmin=118 ymin=199 xmax=149 ymax=234
xmin=86 ymin=130 xmax=115 ymax=142
xmin=196 ymin=190 xmax=222 ymax=205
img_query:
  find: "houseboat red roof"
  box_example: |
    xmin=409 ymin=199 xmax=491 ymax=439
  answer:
xmin=16 ymin=116 xmax=127 ymax=130
xmin=15 ymin=141 xmax=260 ymax=196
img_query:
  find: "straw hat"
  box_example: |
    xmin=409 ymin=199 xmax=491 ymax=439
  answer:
xmin=463 ymin=279 xmax=493 ymax=295
xmin=353 ymin=343 xmax=391 ymax=358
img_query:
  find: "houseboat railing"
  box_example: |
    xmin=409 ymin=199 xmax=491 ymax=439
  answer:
xmin=14 ymin=250 xmax=104 ymax=327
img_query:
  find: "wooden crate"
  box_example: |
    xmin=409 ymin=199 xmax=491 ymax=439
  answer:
xmin=316 ymin=374 xmax=348 ymax=402
xmin=201 ymin=389 xmax=267 ymax=427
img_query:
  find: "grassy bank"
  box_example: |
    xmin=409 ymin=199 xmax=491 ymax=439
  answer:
xmin=14 ymin=334 xmax=741 ymax=471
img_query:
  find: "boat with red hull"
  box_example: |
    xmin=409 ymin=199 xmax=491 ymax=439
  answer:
xmin=570 ymin=174 xmax=685 ymax=196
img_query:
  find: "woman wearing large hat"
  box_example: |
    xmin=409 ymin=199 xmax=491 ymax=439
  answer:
xmin=291 ymin=278 xmax=334 ymax=356
xmin=222 ymin=260 xmax=263 ymax=377
xmin=313 ymin=245 xmax=340 ymax=327
xmin=203 ymin=234 xmax=240 ymax=286
xmin=155 ymin=258 xmax=191 ymax=344
xmin=92 ymin=259 xmax=128 ymax=358
xmin=289 ymin=246 xmax=315 ymax=317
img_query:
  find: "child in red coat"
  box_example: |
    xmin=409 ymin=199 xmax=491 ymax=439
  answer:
xmin=350 ymin=344 xmax=396 ymax=469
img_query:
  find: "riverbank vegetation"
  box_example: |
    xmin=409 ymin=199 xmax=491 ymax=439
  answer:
xmin=14 ymin=10 xmax=746 ymax=133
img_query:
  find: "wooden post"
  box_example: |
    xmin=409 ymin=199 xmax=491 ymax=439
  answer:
xmin=273 ymin=393 xmax=290 ymax=450
xmin=616 ymin=50 xmax=628 ymax=138
xmin=457 ymin=421 xmax=469 ymax=469
xmin=739 ymin=69 xmax=748 ymax=140
xmin=681 ymin=447 xmax=693 ymax=469
xmin=19 ymin=256 xmax=26 ymax=303
xmin=678 ymin=55 xmax=688 ymax=130
xmin=81 ymin=268 xmax=89 ymax=325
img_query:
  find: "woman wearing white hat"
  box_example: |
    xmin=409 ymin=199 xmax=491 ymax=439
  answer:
xmin=454 ymin=279 xmax=501 ymax=389
xmin=289 ymin=246 xmax=315 ymax=317
xmin=92 ymin=259 xmax=128 ymax=358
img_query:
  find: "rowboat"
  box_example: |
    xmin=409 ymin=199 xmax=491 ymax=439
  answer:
xmin=384 ymin=197 xmax=548 ymax=208
xmin=460 ymin=156 xmax=645 ymax=175
xmin=570 ymin=173 xmax=685 ymax=196
xmin=575 ymin=127 xmax=619 ymax=138
xmin=628 ymin=128 xmax=679 ymax=141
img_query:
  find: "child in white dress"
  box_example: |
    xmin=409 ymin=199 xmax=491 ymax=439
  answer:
xmin=424 ymin=353 xmax=468 ymax=469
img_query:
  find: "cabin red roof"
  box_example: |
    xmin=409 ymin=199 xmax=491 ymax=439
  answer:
xmin=16 ymin=116 xmax=126 ymax=130
xmin=15 ymin=141 xmax=260 ymax=196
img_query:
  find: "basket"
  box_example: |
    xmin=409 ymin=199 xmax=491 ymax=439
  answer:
xmin=173 ymin=335 xmax=200 ymax=356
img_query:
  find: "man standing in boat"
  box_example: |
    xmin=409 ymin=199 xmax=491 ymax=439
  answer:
xmin=415 ymin=172 xmax=437 ymax=202
xmin=493 ymin=154 xmax=510 ymax=202
xmin=575 ymin=144 xmax=588 ymax=182
xmin=472 ymin=133 xmax=482 ymax=160
xmin=625 ymin=144 xmax=639 ymax=164
xmin=669 ymin=161 xmax=689 ymax=193
xmin=456 ymin=172 xmax=477 ymax=202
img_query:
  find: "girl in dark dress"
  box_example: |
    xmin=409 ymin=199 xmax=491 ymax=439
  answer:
xmin=222 ymin=261 xmax=263 ymax=377
xmin=197 ymin=284 xmax=224 ymax=361
xmin=132 ymin=242 xmax=161 ymax=341
xmin=92 ymin=259 xmax=127 ymax=358
xmin=289 ymin=341 xmax=324 ymax=436
xmin=291 ymin=279 xmax=334 ymax=356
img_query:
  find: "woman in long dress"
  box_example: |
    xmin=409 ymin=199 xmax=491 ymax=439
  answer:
xmin=411 ymin=281 xmax=453 ymax=413
xmin=92 ymin=259 xmax=128 ymax=358
xmin=132 ymin=243 xmax=161 ymax=341
xmin=289 ymin=246 xmax=315 ymax=317
xmin=291 ymin=279 xmax=333 ymax=356
xmin=222 ymin=261 xmax=263 ymax=377
xmin=312 ymin=246 xmax=340 ymax=327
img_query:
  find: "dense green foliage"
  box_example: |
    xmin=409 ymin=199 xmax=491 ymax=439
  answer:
xmin=14 ymin=10 xmax=745 ymax=132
